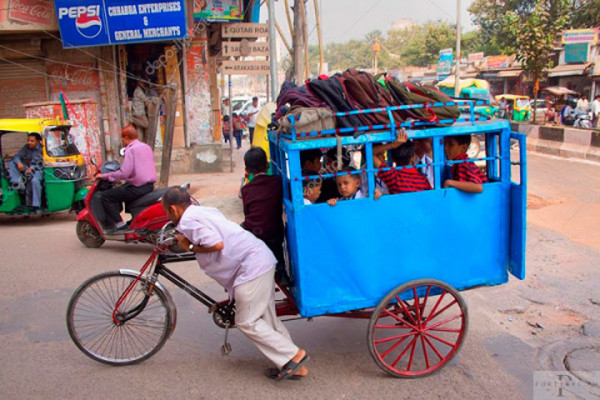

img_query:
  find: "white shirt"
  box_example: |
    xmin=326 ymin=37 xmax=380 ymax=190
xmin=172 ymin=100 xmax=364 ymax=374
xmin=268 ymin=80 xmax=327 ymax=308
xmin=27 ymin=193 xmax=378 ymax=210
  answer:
xmin=341 ymin=188 xmax=367 ymax=200
xmin=303 ymin=198 xmax=313 ymax=205
xmin=360 ymin=170 xmax=389 ymax=196
xmin=246 ymin=104 xmax=259 ymax=127
xmin=177 ymin=205 xmax=276 ymax=299
xmin=417 ymin=154 xmax=434 ymax=188
xmin=592 ymin=99 xmax=600 ymax=116
xmin=576 ymin=99 xmax=589 ymax=112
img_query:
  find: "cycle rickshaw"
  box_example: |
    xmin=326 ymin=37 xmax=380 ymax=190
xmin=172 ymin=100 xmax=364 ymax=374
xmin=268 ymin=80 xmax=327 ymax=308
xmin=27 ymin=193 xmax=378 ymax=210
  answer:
xmin=66 ymin=100 xmax=527 ymax=378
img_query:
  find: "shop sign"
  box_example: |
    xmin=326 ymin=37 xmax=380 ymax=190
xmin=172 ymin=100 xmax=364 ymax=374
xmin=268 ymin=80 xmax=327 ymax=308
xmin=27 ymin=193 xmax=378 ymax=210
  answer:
xmin=0 ymin=0 xmax=57 ymax=30
xmin=9 ymin=0 xmax=54 ymax=25
xmin=194 ymin=0 xmax=243 ymax=22
xmin=562 ymin=28 xmax=598 ymax=44
xmin=54 ymin=0 xmax=188 ymax=48
xmin=487 ymin=55 xmax=509 ymax=69
xmin=221 ymin=60 xmax=270 ymax=75
xmin=468 ymin=52 xmax=484 ymax=63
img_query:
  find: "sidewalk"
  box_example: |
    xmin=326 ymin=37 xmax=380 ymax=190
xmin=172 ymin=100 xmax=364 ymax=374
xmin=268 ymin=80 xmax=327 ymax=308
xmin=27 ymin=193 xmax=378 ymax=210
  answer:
xmin=169 ymin=139 xmax=250 ymax=223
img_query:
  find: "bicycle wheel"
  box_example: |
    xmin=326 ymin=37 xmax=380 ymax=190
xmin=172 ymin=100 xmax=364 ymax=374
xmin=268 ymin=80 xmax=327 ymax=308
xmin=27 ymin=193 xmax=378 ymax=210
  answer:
xmin=367 ymin=279 xmax=468 ymax=378
xmin=67 ymin=270 xmax=175 ymax=366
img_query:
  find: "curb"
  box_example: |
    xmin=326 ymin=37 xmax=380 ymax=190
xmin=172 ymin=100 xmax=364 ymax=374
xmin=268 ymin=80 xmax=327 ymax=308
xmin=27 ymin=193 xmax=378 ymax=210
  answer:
xmin=510 ymin=122 xmax=600 ymax=163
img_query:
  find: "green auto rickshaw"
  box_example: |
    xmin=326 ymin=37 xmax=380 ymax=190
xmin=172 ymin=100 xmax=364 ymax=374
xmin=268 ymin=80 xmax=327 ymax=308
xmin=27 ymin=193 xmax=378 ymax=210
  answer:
xmin=0 ymin=118 xmax=88 ymax=215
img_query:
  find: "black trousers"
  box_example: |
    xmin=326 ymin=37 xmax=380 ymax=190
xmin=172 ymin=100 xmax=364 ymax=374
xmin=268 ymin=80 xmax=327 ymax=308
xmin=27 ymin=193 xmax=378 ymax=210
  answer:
xmin=101 ymin=182 xmax=153 ymax=227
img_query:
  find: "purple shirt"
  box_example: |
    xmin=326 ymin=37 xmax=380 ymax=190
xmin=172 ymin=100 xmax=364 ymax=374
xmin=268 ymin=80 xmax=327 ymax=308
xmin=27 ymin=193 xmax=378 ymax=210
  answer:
xmin=177 ymin=205 xmax=276 ymax=299
xmin=104 ymin=139 xmax=157 ymax=186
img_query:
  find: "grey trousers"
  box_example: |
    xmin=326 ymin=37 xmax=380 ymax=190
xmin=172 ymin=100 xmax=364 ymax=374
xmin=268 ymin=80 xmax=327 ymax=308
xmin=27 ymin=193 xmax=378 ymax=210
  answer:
xmin=234 ymin=267 xmax=299 ymax=369
xmin=9 ymin=161 xmax=42 ymax=207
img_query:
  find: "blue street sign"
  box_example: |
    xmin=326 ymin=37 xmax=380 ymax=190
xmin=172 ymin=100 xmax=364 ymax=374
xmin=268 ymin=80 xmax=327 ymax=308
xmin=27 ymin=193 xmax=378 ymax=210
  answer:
xmin=54 ymin=1 xmax=188 ymax=48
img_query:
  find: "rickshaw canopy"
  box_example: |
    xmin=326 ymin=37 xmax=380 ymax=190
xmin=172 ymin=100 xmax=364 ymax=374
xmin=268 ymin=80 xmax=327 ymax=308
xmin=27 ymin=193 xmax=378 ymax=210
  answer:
xmin=495 ymin=94 xmax=530 ymax=101
xmin=0 ymin=118 xmax=66 ymax=134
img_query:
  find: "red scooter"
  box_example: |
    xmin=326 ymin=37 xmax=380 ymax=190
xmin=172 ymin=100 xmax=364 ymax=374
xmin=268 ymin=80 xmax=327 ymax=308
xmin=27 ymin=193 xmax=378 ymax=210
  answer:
xmin=75 ymin=160 xmax=187 ymax=249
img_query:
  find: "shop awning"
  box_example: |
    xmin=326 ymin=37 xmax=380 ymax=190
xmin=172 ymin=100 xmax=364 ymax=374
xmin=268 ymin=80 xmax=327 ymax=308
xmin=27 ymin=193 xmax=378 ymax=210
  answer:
xmin=544 ymin=86 xmax=579 ymax=96
xmin=460 ymin=72 xmax=479 ymax=78
xmin=547 ymin=63 xmax=591 ymax=77
xmin=497 ymin=69 xmax=523 ymax=78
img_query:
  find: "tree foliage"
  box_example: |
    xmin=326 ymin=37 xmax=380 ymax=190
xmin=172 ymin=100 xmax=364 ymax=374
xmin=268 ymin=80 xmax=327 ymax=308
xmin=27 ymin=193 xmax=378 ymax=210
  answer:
xmin=469 ymin=0 xmax=596 ymax=54
xmin=507 ymin=0 xmax=569 ymax=120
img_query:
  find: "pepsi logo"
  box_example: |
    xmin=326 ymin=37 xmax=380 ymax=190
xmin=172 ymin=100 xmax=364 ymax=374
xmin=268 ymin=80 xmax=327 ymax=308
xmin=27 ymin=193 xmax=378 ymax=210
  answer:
xmin=75 ymin=13 xmax=102 ymax=39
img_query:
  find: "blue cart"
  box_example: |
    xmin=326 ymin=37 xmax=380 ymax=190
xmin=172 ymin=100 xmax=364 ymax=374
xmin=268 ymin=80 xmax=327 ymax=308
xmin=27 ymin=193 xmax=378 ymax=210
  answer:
xmin=268 ymin=100 xmax=527 ymax=377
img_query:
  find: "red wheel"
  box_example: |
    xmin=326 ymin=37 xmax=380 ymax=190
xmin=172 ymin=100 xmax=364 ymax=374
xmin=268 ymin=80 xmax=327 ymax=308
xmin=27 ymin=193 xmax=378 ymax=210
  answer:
xmin=367 ymin=279 xmax=468 ymax=378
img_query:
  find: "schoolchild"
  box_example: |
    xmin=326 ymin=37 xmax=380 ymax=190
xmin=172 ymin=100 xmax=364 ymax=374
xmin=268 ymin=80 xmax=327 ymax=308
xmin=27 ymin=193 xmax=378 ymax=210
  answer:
xmin=300 ymin=149 xmax=323 ymax=174
xmin=222 ymin=115 xmax=231 ymax=143
xmin=359 ymin=147 xmax=389 ymax=196
xmin=303 ymin=179 xmax=322 ymax=205
xmin=240 ymin=147 xmax=289 ymax=285
xmin=232 ymin=113 xmax=245 ymax=149
xmin=327 ymin=167 xmax=381 ymax=206
xmin=372 ymin=131 xmax=431 ymax=194
xmin=443 ymin=134 xmax=487 ymax=193
xmin=318 ymin=146 xmax=351 ymax=203
xmin=414 ymin=138 xmax=434 ymax=188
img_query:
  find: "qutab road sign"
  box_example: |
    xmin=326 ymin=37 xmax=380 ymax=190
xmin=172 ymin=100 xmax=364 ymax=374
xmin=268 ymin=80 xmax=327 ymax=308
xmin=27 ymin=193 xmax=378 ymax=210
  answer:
xmin=222 ymin=23 xmax=269 ymax=38
xmin=222 ymin=60 xmax=270 ymax=75
xmin=223 ymin=41 xmax=270 ymax=57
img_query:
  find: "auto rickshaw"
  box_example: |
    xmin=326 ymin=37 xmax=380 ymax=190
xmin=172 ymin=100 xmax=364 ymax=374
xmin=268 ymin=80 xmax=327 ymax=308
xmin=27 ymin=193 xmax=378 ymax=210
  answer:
xmin=495 ymin=94 xmax=532 ymax=121
xmin=0 ymin=118 xmax=88 ymax=215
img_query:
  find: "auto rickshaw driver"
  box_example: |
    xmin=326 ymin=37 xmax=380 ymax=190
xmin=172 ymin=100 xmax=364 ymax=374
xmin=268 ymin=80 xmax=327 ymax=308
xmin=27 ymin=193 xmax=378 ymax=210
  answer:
xmin=8 ymin=132 xmax=43 ymax=212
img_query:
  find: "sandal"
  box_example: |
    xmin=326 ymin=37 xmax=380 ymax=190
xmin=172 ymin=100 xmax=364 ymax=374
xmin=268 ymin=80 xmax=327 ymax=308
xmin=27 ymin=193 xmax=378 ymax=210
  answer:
xmin=265 ymin=368 xmax=304 ymax=381
xmin=266 ymin=354 xmax=310 ymax=381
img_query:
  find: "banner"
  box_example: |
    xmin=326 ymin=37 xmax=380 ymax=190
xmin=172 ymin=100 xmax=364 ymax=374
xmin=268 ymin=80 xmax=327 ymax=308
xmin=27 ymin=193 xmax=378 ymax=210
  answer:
xmin=194 ymin=0 xmax=243 ymax=22
xmin=54 ymin=0 xmax=188 ymax=48
xmin=562 ymin=28 xmax=598 ymax=44
xmin=487 ymin=55 xmax=509 ymax=69
xmin=437 ymin=48 xmax=453 ymax=77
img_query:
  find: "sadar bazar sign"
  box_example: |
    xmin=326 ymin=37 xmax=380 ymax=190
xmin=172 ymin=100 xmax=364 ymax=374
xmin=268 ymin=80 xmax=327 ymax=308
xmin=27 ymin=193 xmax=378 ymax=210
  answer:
xmin=54 ymin=0 xmax=187 ymax=48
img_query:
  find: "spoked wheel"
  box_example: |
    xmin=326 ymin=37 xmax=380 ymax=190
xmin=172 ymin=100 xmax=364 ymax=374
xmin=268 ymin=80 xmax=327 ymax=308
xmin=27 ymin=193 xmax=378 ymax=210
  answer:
xmin=66 ymin=271 xmax=176 ymax=366
xmin=76 ymin=220 xmax=105 ymax=248
xmin=368 ymin=279 xmax=468 ymax=378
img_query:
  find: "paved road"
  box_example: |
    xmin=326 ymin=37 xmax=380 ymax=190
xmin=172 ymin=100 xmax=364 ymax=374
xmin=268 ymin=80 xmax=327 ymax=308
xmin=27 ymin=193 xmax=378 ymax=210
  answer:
xmin=1 ymin=152 xmax=599 ymax=400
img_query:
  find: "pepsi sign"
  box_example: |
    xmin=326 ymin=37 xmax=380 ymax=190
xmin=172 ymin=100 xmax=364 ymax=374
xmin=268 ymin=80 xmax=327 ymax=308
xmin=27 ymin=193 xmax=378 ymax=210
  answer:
xmin=54 ymin=1 xmax=187 ymax=48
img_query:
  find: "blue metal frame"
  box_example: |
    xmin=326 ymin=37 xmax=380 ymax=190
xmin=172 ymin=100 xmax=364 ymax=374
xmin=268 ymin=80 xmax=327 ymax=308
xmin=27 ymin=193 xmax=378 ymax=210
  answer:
xmin=269 ymin=101 xmax=527 ymax=317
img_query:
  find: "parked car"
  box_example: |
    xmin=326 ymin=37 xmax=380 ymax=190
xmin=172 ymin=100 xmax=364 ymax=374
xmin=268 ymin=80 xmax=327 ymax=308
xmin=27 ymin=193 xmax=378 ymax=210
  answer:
xmin=529 ymin=99 xmax=549 ymax=121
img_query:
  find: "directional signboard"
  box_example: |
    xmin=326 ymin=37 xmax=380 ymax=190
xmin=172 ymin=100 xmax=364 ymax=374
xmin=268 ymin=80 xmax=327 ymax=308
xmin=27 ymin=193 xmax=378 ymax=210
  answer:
xmin=221 ymin=60 xmax=270 ymax=75
xmin=222 ymin=23 xmax=268 ymax=38
xmin=222 ymin=40 xmax=269 ymax=57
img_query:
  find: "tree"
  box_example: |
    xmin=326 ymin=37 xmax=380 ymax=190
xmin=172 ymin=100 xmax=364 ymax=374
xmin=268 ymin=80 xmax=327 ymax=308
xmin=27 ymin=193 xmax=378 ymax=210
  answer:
xmin=386 ymin=21 xmax=455 ymax=67
xmin=570 ymin=0 xmax=600 ymax=28
xmin=507 ymin=0 xmax=569 ymax=123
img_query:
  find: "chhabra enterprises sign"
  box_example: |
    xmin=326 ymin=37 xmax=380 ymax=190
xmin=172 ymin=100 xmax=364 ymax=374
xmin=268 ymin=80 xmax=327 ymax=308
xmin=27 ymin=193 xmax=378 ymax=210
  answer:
xmin=54 ymin=1 xmax=188 ymax=48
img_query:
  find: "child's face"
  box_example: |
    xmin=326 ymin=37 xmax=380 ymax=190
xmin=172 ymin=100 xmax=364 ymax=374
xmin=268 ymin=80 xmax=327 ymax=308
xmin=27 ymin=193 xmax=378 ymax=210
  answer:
xmin=303 ymin=157 xmax=322 ymax=173
xmin=336 ymin=174 xmax=361 ymax=198
xmin=414 ymin=138 xmax=432 ymax=156
xmin=304 ymin=182 xmax=322 ymax=203
xmin=444 ymin=137 xmax=467 ymax=160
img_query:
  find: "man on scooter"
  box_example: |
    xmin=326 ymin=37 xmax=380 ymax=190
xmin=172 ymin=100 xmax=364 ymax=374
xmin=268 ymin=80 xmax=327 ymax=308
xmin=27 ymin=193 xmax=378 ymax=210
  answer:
xmin=95 ymin=125 xmax=156 ymax=233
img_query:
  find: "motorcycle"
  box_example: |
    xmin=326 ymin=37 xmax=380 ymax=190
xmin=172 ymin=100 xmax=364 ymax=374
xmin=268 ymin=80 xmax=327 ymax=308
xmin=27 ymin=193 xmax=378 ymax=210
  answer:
xmin=75 ymin=159 xmax=188 ymax=250
xmin=574 ymin=111 xmax=593 ymax=129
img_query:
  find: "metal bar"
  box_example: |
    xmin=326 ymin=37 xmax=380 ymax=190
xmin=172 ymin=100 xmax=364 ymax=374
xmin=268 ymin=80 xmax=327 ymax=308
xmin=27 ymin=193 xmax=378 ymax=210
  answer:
xmin=159 ymin=266 xmax=217 ymax=308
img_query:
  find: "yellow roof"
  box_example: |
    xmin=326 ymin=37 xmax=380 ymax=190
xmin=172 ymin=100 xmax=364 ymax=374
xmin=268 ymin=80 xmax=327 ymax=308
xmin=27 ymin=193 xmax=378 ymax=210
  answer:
xmin=0 ymin=118 xmax=65 ymax=133
xmin=495 ymin=94 xmax=530 ymax=101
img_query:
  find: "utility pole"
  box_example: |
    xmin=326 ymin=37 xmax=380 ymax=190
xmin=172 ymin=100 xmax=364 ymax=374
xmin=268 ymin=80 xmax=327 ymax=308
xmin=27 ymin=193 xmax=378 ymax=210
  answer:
xmin=454 ymin=0 xmax=461 ymax=98
xmin=267 ymin=0 xmax=278 ymax=100
xmin=293 ymin=0 xmax=306 ymax=85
